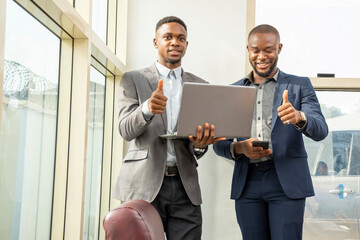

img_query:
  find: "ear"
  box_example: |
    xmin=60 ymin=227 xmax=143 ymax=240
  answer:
xmin=153 ymin=38 xmax=158 ymax=49
xmin=278 ymin=43 xmax=283 ymax=54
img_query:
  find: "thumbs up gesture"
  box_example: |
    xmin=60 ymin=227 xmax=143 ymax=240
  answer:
xmin=148 ymin=79 xmax=168 ymax=114
xmin=282 ymin=89 xmax=289 ymax=104
xmin=277 ymin=90 xmax=302 ymax=125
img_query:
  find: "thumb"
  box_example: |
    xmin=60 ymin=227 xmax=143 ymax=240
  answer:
xmin=157 ymin=79 xmax=163 ymax=93
xmin=282 ymin=90 xmax=288 ymax=105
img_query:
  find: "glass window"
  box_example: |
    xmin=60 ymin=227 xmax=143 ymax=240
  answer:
xmin=304 ymin=91 xmax=360 ymax=239
xmin=92 ymin=0 xmax=108 ymax=43
xmin=83 ymin=66 xmax=106 ymax=240
xmin=256 ymin=0 xmax=360 ymax=78
xmin=0 ymin=0 xmax=60 ymax=239
xmin=305 ymin=91 xmax=360 ymax=176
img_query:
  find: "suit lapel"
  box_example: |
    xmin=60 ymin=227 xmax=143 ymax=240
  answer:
xmin=144 ymin=64 xmax=167 ymax=132
xmin=182 ymin=71 xmax=192 ymax=83
xmin=182 ymin=70 xmax=204 ymax=83
xmin=145 ymin=64 xmax=161 ymax=92
xmin=271 ymin=70 xmax=290 ymax=130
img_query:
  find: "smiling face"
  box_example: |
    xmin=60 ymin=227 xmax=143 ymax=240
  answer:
xmin=154 ymin=22 xmax=188 ymax=69
xmin=247 ymin=32 xmax=282 ymax=83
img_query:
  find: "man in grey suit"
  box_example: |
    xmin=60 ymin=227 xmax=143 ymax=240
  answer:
xmin=113 ymin=16 xmax=224 ymax=240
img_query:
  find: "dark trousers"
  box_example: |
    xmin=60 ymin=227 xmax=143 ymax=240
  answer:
xmin=151 ymin=175 xmax=202 ymax=240
xmin=235 ymin=160 xmax=305 ymax=240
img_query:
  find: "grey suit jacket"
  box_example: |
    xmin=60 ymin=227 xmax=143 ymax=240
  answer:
xmin=113 ymin=64 xmax=208 ymax=205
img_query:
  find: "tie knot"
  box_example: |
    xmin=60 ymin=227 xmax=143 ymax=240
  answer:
xmin=169 ymin=70 xmax=176 ymax=80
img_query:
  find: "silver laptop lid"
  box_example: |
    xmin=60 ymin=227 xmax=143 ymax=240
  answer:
xmin=175 ymin=82 xmax=256 ymax=138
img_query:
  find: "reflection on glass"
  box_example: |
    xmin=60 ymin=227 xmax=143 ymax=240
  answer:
xmin=306 ymin=91 xmax=360 ymax=176
xmin=83 ymin=67 xmax=105 ymax=240
xmin=256 ymin=0 xmax=360 ymax=78
xmin=92 ymin=0 xmax=108 ymax=43
xmin=303 ymin=91 xmax=360 ymax=240
xmin=0 ymin=0 xmax=60 ymax=239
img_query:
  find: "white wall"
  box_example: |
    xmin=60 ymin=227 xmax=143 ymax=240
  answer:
xmin=126 ymin=1 xmax=247 ymax=239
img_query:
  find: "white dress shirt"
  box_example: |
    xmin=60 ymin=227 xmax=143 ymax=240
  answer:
xmin=142 ymin=61 xmax=183 ymax=166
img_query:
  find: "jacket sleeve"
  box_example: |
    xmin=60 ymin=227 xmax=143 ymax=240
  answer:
xmin=298 ymin=78 xmax=328 ymax=142
xmin=213 ymin=139 xmax=236 ymax=160
xmin=117 ymin=72 xmax=152 ymax=141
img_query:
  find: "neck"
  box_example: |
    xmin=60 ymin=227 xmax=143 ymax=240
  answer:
xmin=253 ymin=68 xmax=277 ymax=84
xmin=158 ymin=60 xmax=181 ymax=70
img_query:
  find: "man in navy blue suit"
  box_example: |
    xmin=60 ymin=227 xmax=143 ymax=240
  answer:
xmin=213 ymin=24 xmax=328 ymax=240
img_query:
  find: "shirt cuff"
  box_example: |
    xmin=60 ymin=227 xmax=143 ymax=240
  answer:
xmin=230 ymin=142 xmax=236 ymax=159
xmin=295 ymin=120 xmax=308 ymax=130
xmin=141 ymin=99 xmax=153 ymax=121
xmin=194 ymin=147 xmax=206 ymax=154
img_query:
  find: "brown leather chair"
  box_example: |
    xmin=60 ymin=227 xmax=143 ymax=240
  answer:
xmin=103 ymin=199 xmax=165 ymax=240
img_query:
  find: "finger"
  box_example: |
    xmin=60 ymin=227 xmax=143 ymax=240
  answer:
xmin=206 ymin=125 xmax=215 ymax=144
xmin=157 ymin=79 xmax=163 ymax=93
xmin=196 ymin=125 xmax=203 ymax=140
xmin=149 ymin=99 xmax=166 ymax=110
xmin=151 ymin=104 xmax=166 ymax=111
xmin=191 ymin=126 xmax=203 ymax=147
xmin=151 ymin=94 xmax=168 ymax=104
xmin=250 ymin=149 xmax=271 ymax=158
xmin=213 ymin=137 xmax=226 ymax=144
xmin=278 ymin=106 xmax=291 ymax=118
xmin=282 ymin=90 xmax=288 ymax=105
xmin=202 ymin=123 xmax=210 ymax=139
xmin=200 ymin=123 xmax=211 ymax=145
xmin=209 ymin=124 xmax=215 ymax=139
xmin=149 ymin=94 xmax=167 ymax=114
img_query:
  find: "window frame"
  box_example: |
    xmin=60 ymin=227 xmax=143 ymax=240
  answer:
xmin=246 ymin=0 xmax=360 ymax=92
xmin=0 ymin=0 xmax=127 ymax=239
xmin=0 ymin=0 xmax=6 ymax=128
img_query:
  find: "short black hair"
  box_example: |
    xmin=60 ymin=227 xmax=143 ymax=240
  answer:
xmin=248 ymin=24 xmax=280 ymax=42
xmin=155 ymin=16 xmax=187 ymax=32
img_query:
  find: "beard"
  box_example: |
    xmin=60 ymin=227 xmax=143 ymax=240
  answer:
xmin=167 ymin=58 xmax=181 ymax=64
xmin=252 ymin=59 xmax=278 ymax=78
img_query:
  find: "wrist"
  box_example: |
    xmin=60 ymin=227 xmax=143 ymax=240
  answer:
xmin=193 ymin=143 xmax=206 ymax=149
xmin=234 ymin=142 xmax=243 ymax=156
xmin=295 ymin=111 xmax=307 ymax=128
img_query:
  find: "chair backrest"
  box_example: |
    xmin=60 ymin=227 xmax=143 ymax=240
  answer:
xmin=103 ymin=199 xmax=165 ymax=240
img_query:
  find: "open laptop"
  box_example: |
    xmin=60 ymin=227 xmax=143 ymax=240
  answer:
xmin=160 ymin=82 xmax=256 ymax=139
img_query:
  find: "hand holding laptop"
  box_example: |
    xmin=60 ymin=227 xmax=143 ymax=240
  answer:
xmin=148 ymin=79 xmax=167 ymax=114
xmin=189 ymin=123 xmax=226 ymax=149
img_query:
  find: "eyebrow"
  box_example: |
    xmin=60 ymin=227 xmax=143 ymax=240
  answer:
xmin=162 ymin=33 xmax=186 ymax=38
xmin=249 ymin=46 xmax=276 ymax=50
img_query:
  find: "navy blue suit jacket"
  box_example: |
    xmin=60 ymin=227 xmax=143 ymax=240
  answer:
xmin=213 ymin=70 xmax=328 ymax=200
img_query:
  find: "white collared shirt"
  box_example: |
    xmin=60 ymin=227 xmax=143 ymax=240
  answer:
xmin=142 ymin=61 xmax=183 ymax=166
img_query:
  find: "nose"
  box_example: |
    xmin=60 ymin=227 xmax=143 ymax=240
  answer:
xmin=258 ymin=51 xmax=267 ymax=59
xmin=170 ymin=38 xmax=180 ymax=46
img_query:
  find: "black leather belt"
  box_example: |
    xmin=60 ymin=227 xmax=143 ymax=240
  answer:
xmin=249 ymin=159 xmax=274 ymax=167
xmin=165 ymin=165 xmax=179 ymax=176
